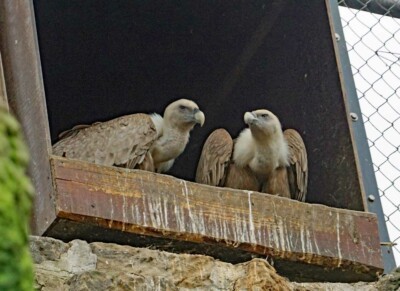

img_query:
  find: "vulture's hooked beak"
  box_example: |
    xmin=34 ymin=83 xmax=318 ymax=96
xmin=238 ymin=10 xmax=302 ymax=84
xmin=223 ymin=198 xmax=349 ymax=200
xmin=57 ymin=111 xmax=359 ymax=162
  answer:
xmin=193 ymin=108 xmax=205 ymax=127
xmin=244 ymin=111 xmax=258 ymax=126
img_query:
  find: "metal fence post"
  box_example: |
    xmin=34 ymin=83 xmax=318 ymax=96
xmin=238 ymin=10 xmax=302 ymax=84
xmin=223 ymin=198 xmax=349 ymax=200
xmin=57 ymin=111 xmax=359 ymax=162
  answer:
xmin=329 ymin=0 xmax=398 ymax=272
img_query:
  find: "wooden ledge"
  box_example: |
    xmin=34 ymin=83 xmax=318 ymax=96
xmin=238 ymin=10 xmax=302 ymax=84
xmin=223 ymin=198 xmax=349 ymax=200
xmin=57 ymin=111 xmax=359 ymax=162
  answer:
xmin=48 ymin=156 xmax=383 ymax=282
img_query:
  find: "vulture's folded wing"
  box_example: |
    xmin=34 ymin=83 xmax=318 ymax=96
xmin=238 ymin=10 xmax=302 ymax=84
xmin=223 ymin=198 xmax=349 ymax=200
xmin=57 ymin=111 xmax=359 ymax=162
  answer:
xmin=284 ymin=129 xmax=308 ymax=201
xmin=58 ymin=122 xmax=102 ymax=140
xmin=225 ymin=163 xmax=260 ymax=192
xmin=195 ymin=128 xmax=233 ymax=186
xmin=262 ymin=166 xmax=291 ymax=198
xmin=53 ymin=113 xmax=157 ymax=169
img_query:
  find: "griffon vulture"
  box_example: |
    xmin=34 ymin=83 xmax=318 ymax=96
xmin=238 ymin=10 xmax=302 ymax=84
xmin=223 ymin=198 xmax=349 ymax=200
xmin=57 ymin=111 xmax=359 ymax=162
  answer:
xmin=195 ymin=109 xmax=307 ymax=201
xmin=53 ymin=99 xmax=205 ymax=173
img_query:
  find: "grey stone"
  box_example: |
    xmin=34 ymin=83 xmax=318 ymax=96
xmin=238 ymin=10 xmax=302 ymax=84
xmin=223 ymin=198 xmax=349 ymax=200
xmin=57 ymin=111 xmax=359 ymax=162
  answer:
xmin=30 ymin=236 xmax=69 ymax=264
xmin=30 ymin=236 xmax=390 ymax=291
xmin=375 ymin=267 xmax=400 ymax=291
xmin=58 ymin=240 xmax=97 ymax=274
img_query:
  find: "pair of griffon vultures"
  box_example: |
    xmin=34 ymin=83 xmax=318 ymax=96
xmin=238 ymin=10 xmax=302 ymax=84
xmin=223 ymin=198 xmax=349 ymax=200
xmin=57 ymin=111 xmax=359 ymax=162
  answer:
xmin=53 ymin=99 xmax=307 ymax=201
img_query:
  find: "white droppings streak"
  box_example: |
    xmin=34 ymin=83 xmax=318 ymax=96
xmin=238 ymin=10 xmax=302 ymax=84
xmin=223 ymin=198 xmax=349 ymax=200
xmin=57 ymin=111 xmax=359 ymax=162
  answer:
xmin=360 ymin=239 xmax=366 ymax=260
xmin=278 ymin=218 xmax=286 ymax=252
xmin=222 ymin=216 xmax=228 ymax=239
xmin=197 ymin=208 xmax=206 ymax=235
xmin=131 ymin=204 xmax=136 ymax=223
xmin=142 ymin=210 xmax=148 ymax=226
xmin=236 ymin=212 xmax=246 ymax=243
xmin=313 ymin=229 xmax=320 ymax=255
xmin=233 ymin=213 xmax=239 ymax=242
xmin=306 ymin=229 xmax=313 ymax=260
xmin=271 ymin=223 xmax=279 ymax=249
xmin=218 ymin=215 xmax=225 ymax=240
xmin=147 ymin=198 xmax=156 ymax=226
xmin=270 ymin=200 xmax=279 ymax=249
xmin=258 ymin=228 xmax=262 ymax=244
xmin=336 ymin=212 xmax=342 ymax=266
xmin=148 ymin=197 xmax=162 ymax=228
xmin=181 ymin=180 xmax=197 ymax=233
xmin=142 ymin=194 xmax=148 ymax=226
xmin=300 ymin=224 xmax=306 ymax=257
xmin=247 ymin=191 xmax=257 ymax=244
xmin=212 ymin=216 xmax=220 ymax=239
xmin=183 ymin=180 xmax=189 ymax=195
xmin=163 ymin=197 xmax=169 ymax=229
xmin=240 ymin=211 xmax=249 ymax=242
xmin=134 ymin=204 xmax=141 ymax=224
xmin=284 ymin=220 xmax=291 ymax=252
xmin=174 ymin=195 xmax=185 ymax=232
xmin=108 ymin=197 xmax=114 ymax=228
xmin=262 ymin=220 xmax=268 ymax=248
xmin=156 ymin=196 xmax=164 ymax=228
xmin=122 ymin=195 xmax=127 ymax=231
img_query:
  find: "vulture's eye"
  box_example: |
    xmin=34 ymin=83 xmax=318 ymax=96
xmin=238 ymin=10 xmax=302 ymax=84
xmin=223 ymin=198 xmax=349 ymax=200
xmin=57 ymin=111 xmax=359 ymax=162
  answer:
xmin=261 ymin=114 xmax=269 ymax=118
xmin=179 ymin=105 xmax=187 ymax=110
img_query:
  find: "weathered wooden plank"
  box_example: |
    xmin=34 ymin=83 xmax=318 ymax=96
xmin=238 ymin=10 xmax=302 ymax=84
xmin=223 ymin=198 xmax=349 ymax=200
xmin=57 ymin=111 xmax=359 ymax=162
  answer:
xmin=50 ymin=156 xmax=383 ymax=281
xmin=0 ymin=53 xmax=8 ymax=110
xmin=0 ymin=0 xmax=55 ymax=234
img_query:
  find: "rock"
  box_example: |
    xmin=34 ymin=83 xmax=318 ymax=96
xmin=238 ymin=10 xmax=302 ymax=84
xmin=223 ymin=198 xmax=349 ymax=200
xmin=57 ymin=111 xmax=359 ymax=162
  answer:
xmin=291 ymin=282 xmax=377 ymax=291
xmin=58 ymin=240 xmax=97 ymax=274
xmin=30 ymin=236 xmax=392 ymax=291
xmin=90 ymin=241 xmax=292 ymax=290
xmin=233 ymin=259 xmax=291 ymax=291
xmin=31 ymin=237 xmax=97 ymax=291
xmin=30 ymin=236 xmax=69 ymax=264
xmin=375 ymin=267 xmax=400 ymax=291
xmin=31 ymin=236 xmax=292 ymax=290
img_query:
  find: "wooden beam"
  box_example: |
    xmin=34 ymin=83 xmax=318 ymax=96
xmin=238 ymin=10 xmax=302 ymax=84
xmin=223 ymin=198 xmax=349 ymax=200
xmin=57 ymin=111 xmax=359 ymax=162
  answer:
xmin=0 ymin=0 xmax=55 ymax=235
xmin=50 ymin=156 xmax=383 ymax=282
xmin=0 ymin=53 xmax=8 ymax=110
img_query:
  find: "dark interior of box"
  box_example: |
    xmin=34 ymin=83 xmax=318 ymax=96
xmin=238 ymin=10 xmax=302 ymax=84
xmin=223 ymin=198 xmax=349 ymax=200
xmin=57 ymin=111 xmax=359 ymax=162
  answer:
xmin=33 ymin=0 xmax=365 ymax=211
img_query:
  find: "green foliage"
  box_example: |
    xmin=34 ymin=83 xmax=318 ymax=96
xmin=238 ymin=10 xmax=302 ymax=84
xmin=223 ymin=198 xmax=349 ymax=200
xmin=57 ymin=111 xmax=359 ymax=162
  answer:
xmin=0 ymin=108 xmax=34 ymax=291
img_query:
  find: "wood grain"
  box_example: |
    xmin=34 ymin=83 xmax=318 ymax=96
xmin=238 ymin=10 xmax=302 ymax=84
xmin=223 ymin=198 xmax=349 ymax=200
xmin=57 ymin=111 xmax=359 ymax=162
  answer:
xmin=0 ymin=0 xmax=55 ymax=234
xmin=0 ymin=53 xmax=8 ymax=110
xmin=51 ymin=156 xmax=383 ymax=281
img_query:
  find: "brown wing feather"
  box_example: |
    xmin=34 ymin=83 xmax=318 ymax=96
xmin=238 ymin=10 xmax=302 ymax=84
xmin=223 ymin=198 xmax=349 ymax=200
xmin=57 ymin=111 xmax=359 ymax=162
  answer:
xmin=58 ymin=122 xmax=102 ymax=140
xmin=195 ymin=128 xmax=233 ymax=186
xmin=224 ymin=163 xmax=260 ymax=191
xmin=136 ymin=151 xmax=155 ymax=172
xmin=262 ymin=167 xmax=291 ymax=198
xmin=284 ymin=129 xmax=308 ymax=201
xmin=52 ymin=113 xmax=157 ymax=169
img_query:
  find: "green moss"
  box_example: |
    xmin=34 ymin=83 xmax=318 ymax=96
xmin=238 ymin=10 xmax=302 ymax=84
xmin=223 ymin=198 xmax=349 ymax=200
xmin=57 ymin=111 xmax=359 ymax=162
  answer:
xmin=0 ymin=108 xmax=34 ymax=291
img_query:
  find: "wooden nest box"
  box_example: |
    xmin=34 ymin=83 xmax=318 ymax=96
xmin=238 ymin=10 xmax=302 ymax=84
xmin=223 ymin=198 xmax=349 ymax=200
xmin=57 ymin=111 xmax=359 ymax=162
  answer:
xmin=0 ymin=0 xmax=393 ymax=282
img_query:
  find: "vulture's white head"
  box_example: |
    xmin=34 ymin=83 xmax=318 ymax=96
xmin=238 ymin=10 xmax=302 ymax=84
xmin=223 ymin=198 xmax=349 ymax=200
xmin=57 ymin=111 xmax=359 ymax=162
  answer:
xmin=244 ymin=109 xmax=282 ymax=140
xmin=164 ymin=99 xmax=205 ymax=131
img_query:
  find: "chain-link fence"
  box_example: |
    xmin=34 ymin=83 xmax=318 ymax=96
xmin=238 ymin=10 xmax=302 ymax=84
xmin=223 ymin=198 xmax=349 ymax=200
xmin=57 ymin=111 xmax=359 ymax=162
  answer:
xmin=338 ymin=0 xmax=400 ymax=266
